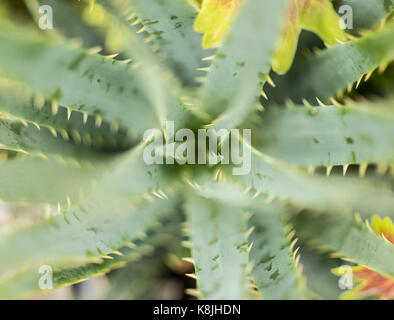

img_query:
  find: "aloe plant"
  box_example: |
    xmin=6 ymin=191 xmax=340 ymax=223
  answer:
xmin=0 ymin=0 xmax=393 ymax=300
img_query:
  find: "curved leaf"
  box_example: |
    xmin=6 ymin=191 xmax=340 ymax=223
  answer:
xmin=0 ymin=26 xmax=159 ymax=137
xmin=95 ymin=0 xmax=201 ymax=132
xmin=267 ymin=23 xmax=394 ymax=104
xmin=0 ymin=194 xmax=176 ymax=276
xmin=0 ymin=118 xmax=104 ymax=160
xmin=0 ymin=84 xmax=133 ymax=151
xmin=0 ymin=157 xmax=97 ymax=204
xmin=0 ymin=212 xmax=182 ymax=299
xmin=199 ymin=0 xmax=289 ymax=129
xmin=256 ymin=101 xmax=394 ymax=167
xmin=249 ymin=203 xmax=305 ymax=299
xmin=334 ymin=0 xmax=393 ymax=30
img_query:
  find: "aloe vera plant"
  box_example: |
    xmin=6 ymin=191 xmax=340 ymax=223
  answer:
xmin=0 ymin=0 xmax=393 ymax=300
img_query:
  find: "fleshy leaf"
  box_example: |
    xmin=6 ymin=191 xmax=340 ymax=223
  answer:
xmin=249 ymin=203 xmax=305 ymax=299
xmin=254 ymin=101 xmax=394 ymax=167
xmin=0 ymin=213 xmax=182 ymax=299
xmin=199 ymin=0 xmax=289 ymax=129
xmin=126 ymin=0 xmax=212 ymax=86
xmin=267 ymin=22 xmax=394 ymax=104
xmin=235 ymin=146 xmax=394 ymax=218
xmin=185 ymin=193 xmax=249 ymax=299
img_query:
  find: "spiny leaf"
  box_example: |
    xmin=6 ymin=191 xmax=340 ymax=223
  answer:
xmin=185 ymin=193 xmax=249 ymax=299
xmin=0 ymin=139 xmax=171 ymax=205
xmin=106 ymin=218 xmax=183 ymax=300
xmin=249 ymin=203 xmax=305 ymax=299
xmin=25 ymin=0 xmax=105 ymax=48
xmin=255 ymin=101 xmax=394 ymax=167
xmin=293 ymin=212 xmax=394 ymax=278
xmin=0 ymin=118 xmax=104 ymax=161
xmin=0 ymin=193 xmax=177 ymax=277
xmin=331 ymin=215 xmax=394 ymax=300
xmin=193 ymin=0 xmax=347 ymax=75
xmin=267 ymin=22 xmax=394 ymax=104
xmin=183 ymin=168 xmax=251 ymax=207
xmin=0 ymin=212 xmax=182 ymax=299
xmin=0 ymin=26 xmax=160 ymax=138
xmin=236 ymin=147 xmax=394 ymax=218
xmin=126 ymin=0 xmax=212 ymax=86
xmin=95 ymin=0 xmax=201 ymax=132
xmin=199 ymin=0 xmax=289 ymax=129
xmin=99 ymin=142 xmax=175 ymax=199
xmin=0 ymin=84 xmax=133 ymax=151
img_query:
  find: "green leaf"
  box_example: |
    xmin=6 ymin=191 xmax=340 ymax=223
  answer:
xmin=0 ymin=118 xmax=104 ymax=160
xmin=0 ymin=157 xmax=97 ymax=204
xmin=249 ymin=203 xmax=305 ymax=299
xmin=199 ymin=0 xmax=289 ymax=129
xmin=0 ymin=194 xmax=177 ymax=277
xmin=0 ymin=84 xmax=133 ymax=151
xmin=0 ymin=212 xmax=182 ymax=299
xmin=255 ymin=101 xmax=394 ymax=167
xmin=185 ymin=193 xmax=249 ymax=299
xmin=267 ymin=22 xmax=394 ymax=104
xmin=237 ymin=148 xmax=394 ymax=218
xmin=183 ymin=168 xmax=251 ymax=207
xmin=106 ymin=217 xmax=183 ymax=300
xmin=293 ymin=212 xmax=394 ymax=278
xmin=0 ymin=26 xmax=159 ymax=138
xmin=126 ymin=0 xmax=212 ymax=86
xmin=94 ymin=0 xmax=201 ymax=132
xmin=0 ymin=138 xmax=172 ymax=204
xmin=100 ymin=142 xmax=175 ymax=199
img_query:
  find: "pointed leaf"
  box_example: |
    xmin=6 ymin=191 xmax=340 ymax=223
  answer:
xmin=0 ymin=26 xmax=159 ymax=137
xmin=267 ymin=23 xmax=394 ymax=104
xmin=200 ymin=0 xmax=289 ymax=129
xmin=249 ymin=203 xmax=305 ymax=299
xmin=185 ymin=193 xmax=249 ymax=299
xmin=128 ymin=0 xmax=212 ymax=86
